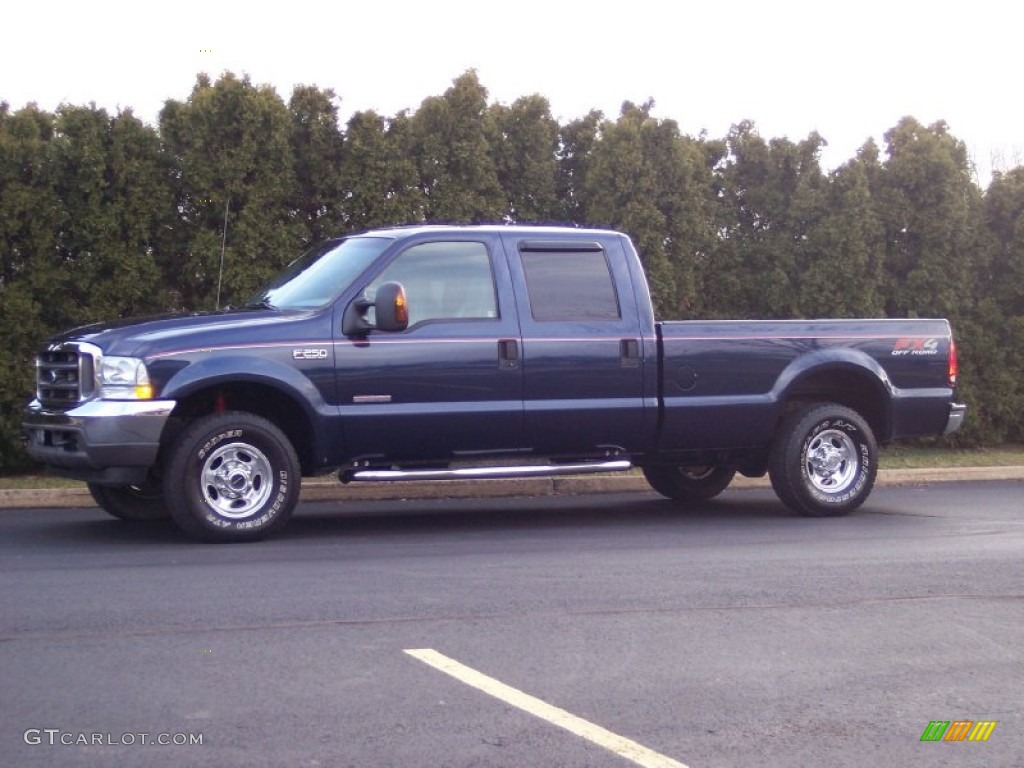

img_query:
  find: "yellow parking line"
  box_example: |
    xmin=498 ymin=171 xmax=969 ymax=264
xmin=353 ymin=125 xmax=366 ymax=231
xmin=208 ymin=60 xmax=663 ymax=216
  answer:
xmin=404 ymin=648 xmax=690 ymax=768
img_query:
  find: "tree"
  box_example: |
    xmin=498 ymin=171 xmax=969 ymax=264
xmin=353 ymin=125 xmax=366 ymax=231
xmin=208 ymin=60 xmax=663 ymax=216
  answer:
xmin=0 ymin=103 xmax=176 ymax=469
xmin=26 ymin=104 xmax=171 ymax=326
xmin=969 ymin=167 xmax=1024 ymax=441
xmin=704 ymin=121 xmax=827 ymax=319
xmin=160 ymin=73 xmax=303 ymax=309
xmin=488 ymin=94 xmax=561 ymax=222
xmin=876 ymin=117 xmax=982 ymax=321
xmin=48 ymin=104 xmax=121 ymax=326
xmin=584 ymin=101 xmax=718 ymax=318
xmin=0 ymin=103 xmax=64 ymax=300
xmin=798 ymin=143 xmax=886 ymax=318
xmin=984 ymin=167 xmax=1024 ymax=316
xmin=0 ymin=104 xmax=63 ymax=470
xmin=338 ymin=110 xmax=423 ymax=230
xmin=556 ymin=109 xmax=603 ymax=225
xmin=288 ymin=84 xmax=345 ymax=246
xmin=873 ymin=118 xmax=990 ymax=443
xmin=407 ymin=70 xmax=505 ymax=222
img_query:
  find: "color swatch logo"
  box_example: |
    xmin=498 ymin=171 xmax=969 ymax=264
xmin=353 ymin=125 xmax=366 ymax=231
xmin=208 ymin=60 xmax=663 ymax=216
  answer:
xmin=920 ymin=720 xmax=997 ymax=742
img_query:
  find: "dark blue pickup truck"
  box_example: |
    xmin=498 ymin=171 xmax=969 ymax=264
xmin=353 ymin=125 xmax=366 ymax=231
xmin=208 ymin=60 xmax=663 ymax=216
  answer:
xmin=23 ymin=225 xmax=965 ymax=541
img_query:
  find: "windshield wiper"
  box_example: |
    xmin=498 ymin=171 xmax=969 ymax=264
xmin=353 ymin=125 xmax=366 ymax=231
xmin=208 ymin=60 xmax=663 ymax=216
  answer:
xmin=241 ymin=297 xmax=276 ymax=310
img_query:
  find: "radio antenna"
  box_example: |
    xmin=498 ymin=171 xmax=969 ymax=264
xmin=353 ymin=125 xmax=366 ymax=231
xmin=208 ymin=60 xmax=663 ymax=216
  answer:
xmin=215 ymin=196 xmax=230 ymax=310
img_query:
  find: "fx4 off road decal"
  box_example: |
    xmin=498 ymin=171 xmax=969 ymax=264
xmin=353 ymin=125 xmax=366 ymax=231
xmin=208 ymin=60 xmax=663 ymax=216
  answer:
xmin=892 ymin=338 xmax=939 ymax=356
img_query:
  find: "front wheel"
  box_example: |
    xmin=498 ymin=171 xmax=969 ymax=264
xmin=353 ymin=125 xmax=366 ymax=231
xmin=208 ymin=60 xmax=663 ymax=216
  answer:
xmin=164 ymin=411 xmax=300 ymax=542
xmin=768 ymin=403 xmax=877 ymax=517
xmin=643 ymin=465 xmax=736 ymax=502
xmin=88 ymin=481 xmax=169 ymax=521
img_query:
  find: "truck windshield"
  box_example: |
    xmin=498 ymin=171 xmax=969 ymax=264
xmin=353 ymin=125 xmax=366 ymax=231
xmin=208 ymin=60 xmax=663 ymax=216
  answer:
xmin=247 ymin=236 xmax=393 ymax=310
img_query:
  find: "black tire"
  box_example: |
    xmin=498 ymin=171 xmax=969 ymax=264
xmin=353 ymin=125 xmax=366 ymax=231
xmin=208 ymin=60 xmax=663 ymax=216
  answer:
xmin=769 ymin=402 xmax=877 ymax=517
xmin=164 ymin=411 xmax=300 ymax=542
xmin=88 ymin=481 xmax=169 ymax=521
xmin=643 ymin=465 xmax=736 ymax=502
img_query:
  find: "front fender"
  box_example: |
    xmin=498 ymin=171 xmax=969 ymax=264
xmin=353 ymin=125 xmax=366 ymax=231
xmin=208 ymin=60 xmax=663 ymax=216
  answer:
xmin=161 ymin=355 xmax=326 ymax=405
xmin=158 ymin=355 xmax=335 ymax=463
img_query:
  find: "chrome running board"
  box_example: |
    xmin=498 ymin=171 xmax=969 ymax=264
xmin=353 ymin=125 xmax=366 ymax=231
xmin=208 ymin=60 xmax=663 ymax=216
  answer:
xmin=345 ymin=460 xmax=632 ymax=483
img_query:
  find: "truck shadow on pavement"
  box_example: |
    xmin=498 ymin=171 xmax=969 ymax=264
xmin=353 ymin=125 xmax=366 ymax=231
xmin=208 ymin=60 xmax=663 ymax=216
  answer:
xmin=26 ymin=491 xmax=858 ymax=548
xmin=277 ymin=492 xmax=800 ymax=542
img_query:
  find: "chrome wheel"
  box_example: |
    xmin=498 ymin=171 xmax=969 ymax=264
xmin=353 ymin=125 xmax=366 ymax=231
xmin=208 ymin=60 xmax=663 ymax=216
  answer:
xmin=201 ymin=442 xmax=273 ymax=519
xmin=166 ymin=412 xmax=300 ymax=542
xmin=803 ymin=428 xmax=858 ymax=494
xmin=770 ymin=403 xmax=877 ymax=517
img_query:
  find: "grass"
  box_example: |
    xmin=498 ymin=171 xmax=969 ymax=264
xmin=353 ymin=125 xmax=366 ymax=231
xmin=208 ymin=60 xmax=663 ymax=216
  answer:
xmin=0 ymin=474 xmax=85 ymax=490
xmin=879 ymin=444 xmax=1024 ymax=469
xmin=1 ymin=445 xmax=1023 ymax=490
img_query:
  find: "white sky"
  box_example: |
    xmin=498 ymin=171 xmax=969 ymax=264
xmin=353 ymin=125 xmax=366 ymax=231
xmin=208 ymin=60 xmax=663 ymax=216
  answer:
xmin=3 ymin=0 xmax=1021 ymax=185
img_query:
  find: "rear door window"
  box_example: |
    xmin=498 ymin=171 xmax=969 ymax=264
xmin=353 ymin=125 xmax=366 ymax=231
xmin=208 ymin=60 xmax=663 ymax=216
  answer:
xmin=520 ymin=249 xmax=620 ymax=321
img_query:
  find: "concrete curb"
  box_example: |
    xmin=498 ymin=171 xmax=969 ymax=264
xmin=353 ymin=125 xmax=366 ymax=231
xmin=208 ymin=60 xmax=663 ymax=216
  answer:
xmin=2 ymin=466 xmax=1023 ymax=510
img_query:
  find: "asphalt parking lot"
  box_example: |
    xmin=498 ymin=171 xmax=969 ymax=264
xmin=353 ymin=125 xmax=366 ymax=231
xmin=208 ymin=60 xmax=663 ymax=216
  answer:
xmin=1 ymin=480 xmax=1021 ymax=767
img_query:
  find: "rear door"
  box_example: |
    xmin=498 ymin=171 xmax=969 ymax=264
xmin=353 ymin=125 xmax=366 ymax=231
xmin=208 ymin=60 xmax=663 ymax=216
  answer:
xmin=501 ymin=233 xmax=647 ymax=455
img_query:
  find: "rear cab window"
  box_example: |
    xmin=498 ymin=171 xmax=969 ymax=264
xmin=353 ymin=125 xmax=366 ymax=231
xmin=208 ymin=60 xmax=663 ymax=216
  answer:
xmin=518 ymin=242 xmax=621 ymax=322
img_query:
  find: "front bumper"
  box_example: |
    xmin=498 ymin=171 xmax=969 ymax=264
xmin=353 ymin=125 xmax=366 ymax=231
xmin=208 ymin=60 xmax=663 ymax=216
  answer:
xmin=22 ymin=398 xmax=176 ymax=482
xmin=944 ymin=402 xmax=967 ymax=436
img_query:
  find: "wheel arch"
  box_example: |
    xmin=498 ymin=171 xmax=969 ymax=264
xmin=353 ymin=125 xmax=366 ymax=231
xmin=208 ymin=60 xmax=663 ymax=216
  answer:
xmin=773 ymin=350 xmax=894 ymax=443
xmin=160 ymin=360 xmax=327 ymax=475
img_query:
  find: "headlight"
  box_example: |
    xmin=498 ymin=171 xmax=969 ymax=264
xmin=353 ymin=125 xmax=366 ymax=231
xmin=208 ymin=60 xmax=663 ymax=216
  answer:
xmin=98 ymin=356 xmax=153 ymax=400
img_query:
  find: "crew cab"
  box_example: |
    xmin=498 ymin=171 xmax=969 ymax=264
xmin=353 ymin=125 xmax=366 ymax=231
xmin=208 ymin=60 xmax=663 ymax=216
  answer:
xmin=23 ymin=226 xmax=966 ymax=541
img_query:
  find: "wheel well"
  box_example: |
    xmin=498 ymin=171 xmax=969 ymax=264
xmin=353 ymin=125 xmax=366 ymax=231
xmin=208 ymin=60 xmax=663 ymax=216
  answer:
xmin=167 ymin=383 xmax=316 ymax=474
xmin=782 ymin=369 xmax=890 ymax=442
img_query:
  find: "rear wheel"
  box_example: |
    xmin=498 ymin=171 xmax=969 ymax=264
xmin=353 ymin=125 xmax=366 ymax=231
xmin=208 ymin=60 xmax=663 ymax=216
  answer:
xmin=164 ymin=411 xmax=300 ymax=542
xmin=769 ymin=402 xmax=877 ymax=516
xmin=88 ymin=481 xmax=169 ymax=521
xmin=643 ymin=465 xmax=736 ymax=502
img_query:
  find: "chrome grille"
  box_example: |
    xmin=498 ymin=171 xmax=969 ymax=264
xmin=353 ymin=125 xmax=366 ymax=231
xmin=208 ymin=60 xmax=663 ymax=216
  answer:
xmin=36 ymin=343 xmax=97 ymax=407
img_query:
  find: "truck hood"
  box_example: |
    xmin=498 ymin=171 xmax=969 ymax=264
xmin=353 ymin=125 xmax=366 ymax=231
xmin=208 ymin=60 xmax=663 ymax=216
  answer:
xmin=47 ymin=309 xmax=320 ymax=358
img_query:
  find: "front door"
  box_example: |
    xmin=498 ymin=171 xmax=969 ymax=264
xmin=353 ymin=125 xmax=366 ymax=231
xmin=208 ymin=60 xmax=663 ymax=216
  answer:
xmin=334 ymin=235 xmax=524 ymax=463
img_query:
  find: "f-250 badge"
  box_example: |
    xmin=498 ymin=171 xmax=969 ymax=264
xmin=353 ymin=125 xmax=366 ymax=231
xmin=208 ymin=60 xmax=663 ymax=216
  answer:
xmin=892 ymin=338 xmax=939 ymax=356
xmin=292 ymin=348 xmax=329 ymax=360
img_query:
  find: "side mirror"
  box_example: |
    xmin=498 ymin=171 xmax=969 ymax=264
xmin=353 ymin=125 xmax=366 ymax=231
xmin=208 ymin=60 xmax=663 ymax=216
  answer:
xmin=374 ymin=282 xmax=409 ymax=331
xmin=342 ymin=282 xmax=409 ymax=336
